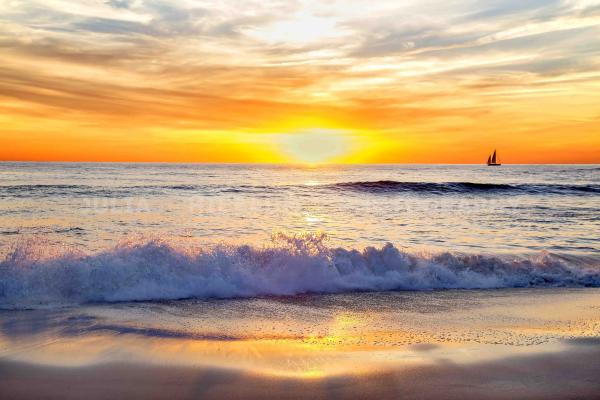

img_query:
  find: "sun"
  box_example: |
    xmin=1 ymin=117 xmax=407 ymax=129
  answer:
xmin=278 ymin=129 xmax=352 ymax=164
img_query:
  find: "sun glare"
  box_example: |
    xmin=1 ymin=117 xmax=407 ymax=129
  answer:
xmin=278 ymin=129 xmax=351 ymax=164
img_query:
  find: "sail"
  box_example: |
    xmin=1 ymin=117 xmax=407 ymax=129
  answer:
xmin=491 ymin=150 xmax=497 ymax=164
xmin=487 ymin=155 xmax=491 ymax=164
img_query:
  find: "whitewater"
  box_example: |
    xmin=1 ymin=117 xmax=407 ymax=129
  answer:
xmin=1 ymin=233 xmax=599 ymax=309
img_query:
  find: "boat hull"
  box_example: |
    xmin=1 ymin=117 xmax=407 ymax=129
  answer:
xmin=487 ymin=163 xmax=501 ymax=166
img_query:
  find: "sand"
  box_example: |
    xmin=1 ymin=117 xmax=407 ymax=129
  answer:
xmin=1 ymin=343 xmax=600 ymax=400
xmin=1 ymin=289 xmax=599 ymax=399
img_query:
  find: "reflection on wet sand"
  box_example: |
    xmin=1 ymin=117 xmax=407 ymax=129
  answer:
xmin=1 ymin=289 xmax=599 ymax=382
xmin=1 ymin=343 xmax=600 ymax=400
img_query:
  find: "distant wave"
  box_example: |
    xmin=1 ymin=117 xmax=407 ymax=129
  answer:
xmin=328 ymin=181 xmax=600 ymax=195
xmin=0 ymin=185 xmax=127 ymax=198
xmin=1 ymin=181 xmax=599 ymax=198
xmin=1 ymin=233 xmax=598 ymax=309
xmin=0 ymin=183 xmax=279 ymax=198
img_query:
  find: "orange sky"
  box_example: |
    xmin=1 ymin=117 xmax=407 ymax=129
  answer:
xmin=0 ymin=0 xmax=599 ymax=163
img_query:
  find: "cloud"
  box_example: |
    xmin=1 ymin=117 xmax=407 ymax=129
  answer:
xmin=461 ymin=0 xmax=567 ymax=21
xmin=72 ymin=17 xmax=153 ymax=35
xmin=105 ymin=0 xmax=132 ymax=9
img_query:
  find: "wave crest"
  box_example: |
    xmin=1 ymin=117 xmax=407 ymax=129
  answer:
xmin=1 ymin=233 xmax=598 ymax=309
xmin=2 ymin=181 xmax=599 ymax=198
xmin=329 ymin=181 xmax=600 ymax=194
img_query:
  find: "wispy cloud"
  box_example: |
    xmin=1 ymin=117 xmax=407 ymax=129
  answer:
xmin=105 ymin=0 xmax=133 ymax=10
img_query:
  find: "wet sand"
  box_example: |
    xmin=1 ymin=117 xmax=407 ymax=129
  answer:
xmin=2 ymin=343 xmax=600 ymax=400
xmin=1 ymin=289 xmax=599 ymax=399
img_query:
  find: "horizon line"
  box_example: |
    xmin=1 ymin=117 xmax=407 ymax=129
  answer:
xmin=1 ymin=160 xmax=599 ymax=165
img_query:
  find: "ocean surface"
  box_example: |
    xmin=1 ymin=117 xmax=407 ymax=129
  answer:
xmin=0 ymin=162 xmax=599 ymax=308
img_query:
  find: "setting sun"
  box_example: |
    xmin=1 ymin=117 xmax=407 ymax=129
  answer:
xmin=278 ymin=129 xmax=353 ymax=164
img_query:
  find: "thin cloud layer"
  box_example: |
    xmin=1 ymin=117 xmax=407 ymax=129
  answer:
xmin=0 ymin=0 xmax=599 ymax=162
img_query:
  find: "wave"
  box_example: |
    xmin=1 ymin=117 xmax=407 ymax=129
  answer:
xmin=329 ymin=181 xmax=600 ymax=195
xmin=0 ymin=184 xmax=279 ymax=198
xmin=2 ymin=181 xmax=598 ymax=198
xmin=0 ymin=185 xmax=128 ymax=198
xmin=1 ymin=233 xmax=598 ymax=309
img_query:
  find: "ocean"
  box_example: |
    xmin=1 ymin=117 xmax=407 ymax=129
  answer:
xmin=0 ymin=162 xmax=599 ymax=308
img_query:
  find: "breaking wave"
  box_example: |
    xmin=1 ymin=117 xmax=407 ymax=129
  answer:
xmin=329 ymin=181 xmax=600 ymax=195
xmin=1 ymin=233 xmax=599 ymax=309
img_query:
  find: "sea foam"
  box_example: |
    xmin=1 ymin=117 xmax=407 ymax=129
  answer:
xmin=1 ymin=233 xmax=598 ymax=309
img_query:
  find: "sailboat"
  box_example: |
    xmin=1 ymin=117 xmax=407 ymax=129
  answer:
xmin=487 ymin=150 xmax=501 ymax=166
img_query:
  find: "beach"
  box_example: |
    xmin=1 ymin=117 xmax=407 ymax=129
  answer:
xmin=1 ymin=289 xmax=599 ymax=399
xmin=2 ymin=346 xmax=600 ymax=400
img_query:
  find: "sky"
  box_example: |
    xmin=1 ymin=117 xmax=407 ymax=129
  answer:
xmin=0 ymin=0 xmax=599 ymax=163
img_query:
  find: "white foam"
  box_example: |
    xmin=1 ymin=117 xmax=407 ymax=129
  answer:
xmin=1 ymin=233 xmax=598 ymax=309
